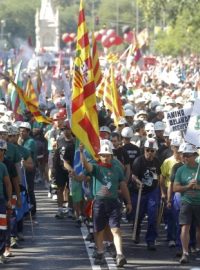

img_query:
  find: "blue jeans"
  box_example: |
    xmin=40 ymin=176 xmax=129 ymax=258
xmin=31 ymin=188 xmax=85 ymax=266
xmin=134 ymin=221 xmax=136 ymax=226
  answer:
xmin=132 ymin=188 xmax=159 ymax=244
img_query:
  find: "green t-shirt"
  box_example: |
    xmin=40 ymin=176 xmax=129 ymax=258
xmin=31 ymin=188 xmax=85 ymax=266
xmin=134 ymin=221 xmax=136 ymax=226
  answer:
xmin=22 ymin=137 xmax=37 ymax=163
xmin=16 ymin=144 xmax=31 ymax=161
xmin=6 ymin=142 xmax=21 ymax=164
xmin=91 ymin=159 xmax=124 ymax=199
xmin=0 ymin=162 xmax=8 ymax=198
xmin=175 ymin=163 xmax=200 ymax=205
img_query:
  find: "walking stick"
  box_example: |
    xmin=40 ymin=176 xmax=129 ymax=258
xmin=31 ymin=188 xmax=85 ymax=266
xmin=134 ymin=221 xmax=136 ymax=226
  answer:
xmin=21 ymin=163 xmax=34 ymax=241
xmin=157 ymin=199 xmax=165 ymax=228
xmin=132 ymin=182 xmax=142 ymax=241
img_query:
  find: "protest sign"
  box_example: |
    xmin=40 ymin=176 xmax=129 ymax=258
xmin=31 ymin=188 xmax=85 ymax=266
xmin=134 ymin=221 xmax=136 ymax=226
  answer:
xmin=165 ymin=107 xmax=192 ymax=132
xmin=185 ymin=98 xmax=200 ymax=147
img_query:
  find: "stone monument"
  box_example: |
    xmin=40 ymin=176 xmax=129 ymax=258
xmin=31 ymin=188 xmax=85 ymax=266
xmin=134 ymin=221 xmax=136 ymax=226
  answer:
xmin=35 ymin=0 xmax=60 ymax=52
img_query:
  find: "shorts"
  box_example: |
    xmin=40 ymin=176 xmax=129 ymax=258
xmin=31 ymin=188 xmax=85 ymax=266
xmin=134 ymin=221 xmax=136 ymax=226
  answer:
xmin=48 ymin=151 xmax=55 ymax=170
xmin=179 ymin=202 xmax=200 ymax=226
xmin=93 ymin=198 xmax=121 ymax=232
xmin=71 ymin=180 xmax=83 ymax=203
xmin=55 ymin=173 xmax=69 ymax=188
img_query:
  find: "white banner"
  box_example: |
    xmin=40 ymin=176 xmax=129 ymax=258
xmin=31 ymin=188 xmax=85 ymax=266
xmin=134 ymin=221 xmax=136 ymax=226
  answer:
xmin=185 ymin=98 xmax=200 ymax=147
xmin=165 ymin=107 xmax=192 ymax=132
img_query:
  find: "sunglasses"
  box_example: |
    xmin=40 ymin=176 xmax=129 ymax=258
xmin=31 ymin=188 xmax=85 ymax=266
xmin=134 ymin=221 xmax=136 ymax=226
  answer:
xmin=183 ymin=153 xmax=194 ymax=158
xmin=145 ymin=148 xmax=155 ymax=153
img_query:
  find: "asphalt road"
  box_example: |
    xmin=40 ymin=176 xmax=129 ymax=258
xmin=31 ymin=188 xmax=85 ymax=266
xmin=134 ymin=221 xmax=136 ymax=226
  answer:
xmin=5 ymin=184 xmax=200 ymax=270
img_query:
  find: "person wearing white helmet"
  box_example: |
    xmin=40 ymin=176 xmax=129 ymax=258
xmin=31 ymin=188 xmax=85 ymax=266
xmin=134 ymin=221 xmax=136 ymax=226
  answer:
xmin=173 ymin=143 xmax=200 ymax=264
xmin=124 ymin=109 xmax=135 ymax=127
xmin=79 ymin=142 xmax=132 ymax=267
xmin=99 ymin=126 xmax=111 ymax=140
xmin=169 ymin=142 xmax=196 ymax=257
xmin=151 ymin=105 xmax=165 ymax=123
xmin=19 ymin=122 xmax=37 ymax=216
xmin=160 ymin=136 xmax=183 ymax=248
xmin=0 ymin=139 xmax=12 ymax=263
xmin=131 ymin=138 xmax=161 ymax=250
xmin=121 ymin=127 xmax=140 ymax=183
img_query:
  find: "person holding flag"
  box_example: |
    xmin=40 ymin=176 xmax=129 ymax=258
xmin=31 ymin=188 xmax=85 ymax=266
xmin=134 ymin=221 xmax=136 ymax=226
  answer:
xmin=79 ymin=141 xmax=132 ymax=267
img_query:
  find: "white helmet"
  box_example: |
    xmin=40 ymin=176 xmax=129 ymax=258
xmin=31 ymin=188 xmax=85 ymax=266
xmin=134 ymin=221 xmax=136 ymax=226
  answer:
xmin=100 ymin=139 xmax=114 ymax=149
xmin=121 ymin=127 xmax=133 ymax=138
xmin=19 ymin=122 xmax=31 ymax=130
xmin=144 ymin=138 xmax=158 ymax=150
xmin=171 ymin=136 xmax=183 ymax=147
xmin=154 ymin=121 xmax=165 ymax=131
xmin=100 ymin=126 xmax=111 ymax=134
xmin=0 ymin=123 xmax=8 ymax=133
xmin=98 ymin=144 xmax=113 ymax=155
xmin=182 ymin=143 xmax=198 ymax=154
xmin=118 ymin=117 xmax=127 ymax=125
xmin=125 ymin=109 xmax=135 ymax=117
xmin=0 ymin=139 xmax=7 ymax=150
xmin=178 ymin=142 xmax=187 ymax=153
xmin=145 ymin=122 xmax=154 ymax=131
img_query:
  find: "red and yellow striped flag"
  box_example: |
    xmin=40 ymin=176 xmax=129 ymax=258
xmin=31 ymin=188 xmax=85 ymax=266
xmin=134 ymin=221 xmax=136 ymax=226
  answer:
xmin=71 ymin=0 xmax=100 ymax=160
xmin=92 ymin=33 xmax=102 ymax=88
xmin=103 ymin=65 xmax=124 ymax=126
xmin=9 ymin=79 xmax=52 ymax=124
xmin=25 ymin=77 xmax=39 ymax=107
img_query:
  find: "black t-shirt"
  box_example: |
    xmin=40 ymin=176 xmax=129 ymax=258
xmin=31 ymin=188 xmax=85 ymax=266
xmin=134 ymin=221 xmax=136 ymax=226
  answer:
xmin=113 ymin=147 xmax=130 ymax=166
xmin=132 ymin=155 xmax=161 ymax=194
xmin=170 ymin=162 xmax=183 ymax=183
xmin=52 ymin=139 xmax=75 ymax=180
xmin=3 ymin=157 xmax=18 ymax=195
xmin=122 ymin=143 xmax=140 ymax=170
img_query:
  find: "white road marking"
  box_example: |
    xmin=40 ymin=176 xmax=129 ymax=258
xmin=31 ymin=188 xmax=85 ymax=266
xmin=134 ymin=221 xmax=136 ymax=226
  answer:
xmin=81 ymin=225 xmax=118 ymax=270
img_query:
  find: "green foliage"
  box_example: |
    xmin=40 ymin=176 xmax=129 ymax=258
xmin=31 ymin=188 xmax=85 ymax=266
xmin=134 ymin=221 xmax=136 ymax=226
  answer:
xmin=0 ymin=0 xmax=200 ymax=56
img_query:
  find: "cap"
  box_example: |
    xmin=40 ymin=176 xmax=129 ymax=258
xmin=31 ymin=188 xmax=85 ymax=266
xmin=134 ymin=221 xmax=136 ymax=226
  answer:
xmin=144 ymin=138 xmax=158 ymax=150
xmin=155 ymin=105 xmax=164 ymax=113
xmin=154 ymin=121 xmax=165 ymax=131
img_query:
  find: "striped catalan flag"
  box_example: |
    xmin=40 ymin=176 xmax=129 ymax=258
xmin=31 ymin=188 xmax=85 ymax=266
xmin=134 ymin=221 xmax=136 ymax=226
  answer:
xmin=25 ymin=77 xmax=39 ymax=107
xmin=71 ymin=0 xmax=100 ymax=160
xmin=103 ymin=65 xmax=124 ymax=126
xmin=92 ymin=33 xmax=102 ymax=88
xmin=5 ymin=76 xmax=52 ymax=124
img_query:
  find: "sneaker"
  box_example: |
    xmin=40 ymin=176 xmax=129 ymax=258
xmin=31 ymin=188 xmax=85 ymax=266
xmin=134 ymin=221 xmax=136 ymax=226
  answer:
xmin=94 ymin=253 xmax=106 ymax=265
xmin=0 ymin=255 xmax=8 ymax=264
xmin=116 ymin=254 xmax=127 ymax=267
xmin=11 ymin=237 xmax=21 ymax=249
xmin=67 ymin=209 xmax=74 ymax=219
xmin=147 ymin=242 xmax=156 ymax=251
xmin=180 ymin=253 xmax=189 ymax=264
xmin=175 ymin=249 xmax=182 ymax=257
xmin=47 ymin=192 xmax=52 ymax=198
xmin=168 ymin=240 xmax=176 ymax=248
xmin=106 ymin=243 xmax=117 ymax=258
xmin=85 ymin=233 xmax=94 ymax=242
xmin=55 ymin=211 xmax=65 ymax=219
xmin=52 ymin=194 xmax=57 ymax=201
